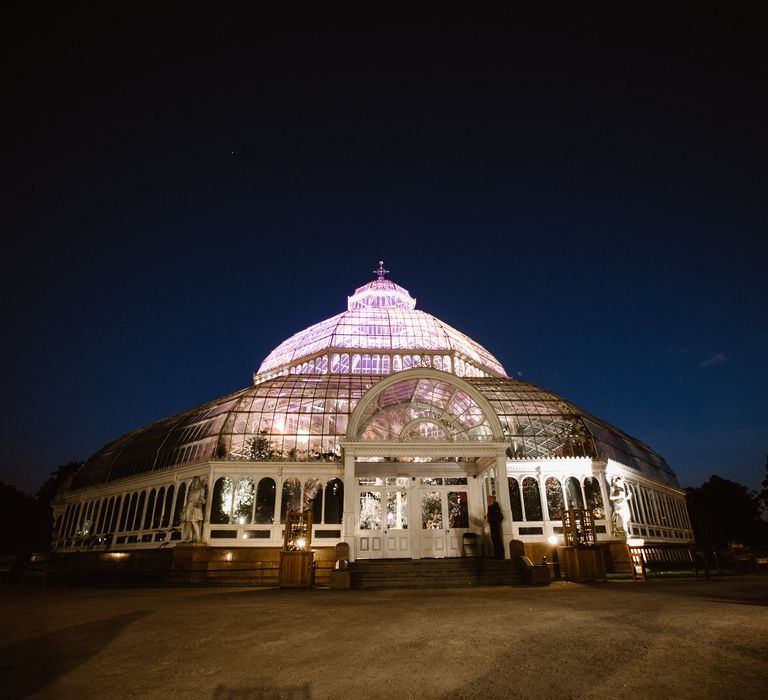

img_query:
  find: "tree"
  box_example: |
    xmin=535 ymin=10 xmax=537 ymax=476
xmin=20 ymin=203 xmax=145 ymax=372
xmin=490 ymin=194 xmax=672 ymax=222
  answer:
xmin=686 ymin=475 xmax=768 ymax=548
xmin=36 ymin=461 xmax=83 ymax=505
xmin=245 ymin=431 xmax=275 ymax=460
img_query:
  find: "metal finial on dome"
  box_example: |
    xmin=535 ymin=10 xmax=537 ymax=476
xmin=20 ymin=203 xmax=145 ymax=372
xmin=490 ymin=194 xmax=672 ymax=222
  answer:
xmin=374 ymin=260 xmax=389 ymax=280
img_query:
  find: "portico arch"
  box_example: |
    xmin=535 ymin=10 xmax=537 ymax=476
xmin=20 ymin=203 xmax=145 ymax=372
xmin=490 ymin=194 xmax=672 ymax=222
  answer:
xmin=347 ymin=368 xmax=506 ymax=442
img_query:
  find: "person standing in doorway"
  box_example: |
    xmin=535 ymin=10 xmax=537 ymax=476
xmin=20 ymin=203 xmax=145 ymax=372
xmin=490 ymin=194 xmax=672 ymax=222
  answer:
xmin=486 ymin=494 xmax=504 ymax=559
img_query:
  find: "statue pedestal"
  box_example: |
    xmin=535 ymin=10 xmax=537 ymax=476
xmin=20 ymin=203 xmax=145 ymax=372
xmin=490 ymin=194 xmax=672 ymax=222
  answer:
xmin=562 ymin=546 xmax=606 ymax=582
xmin=171 ymin=543 xmax=209 ymax=584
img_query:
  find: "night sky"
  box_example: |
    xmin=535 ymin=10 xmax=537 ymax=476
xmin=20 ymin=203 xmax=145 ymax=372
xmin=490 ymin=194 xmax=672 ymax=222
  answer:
xmin=4 ymin=13 xmax=767 ymax=495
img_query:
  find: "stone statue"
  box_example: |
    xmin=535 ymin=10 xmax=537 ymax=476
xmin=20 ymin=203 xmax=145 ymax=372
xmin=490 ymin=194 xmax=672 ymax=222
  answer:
xmin=608 ymin=475 xmax=632 ymax=537
xmin=181 ymin=476 xmax=207 ymax=542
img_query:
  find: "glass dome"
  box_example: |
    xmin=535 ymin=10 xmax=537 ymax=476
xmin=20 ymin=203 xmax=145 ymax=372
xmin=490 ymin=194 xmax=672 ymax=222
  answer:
xmin=255 ymin=269 xmax=506 ymax=379
xmin=71 ymin=264 xmax=678 ymax=491
xmin=74 ymin=373 xmax=677 ymax=489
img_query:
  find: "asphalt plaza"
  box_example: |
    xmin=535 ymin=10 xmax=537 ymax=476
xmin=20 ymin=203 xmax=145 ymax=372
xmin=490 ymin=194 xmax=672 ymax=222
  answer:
xmin=1 ymin=576 xmax=767 ymax=699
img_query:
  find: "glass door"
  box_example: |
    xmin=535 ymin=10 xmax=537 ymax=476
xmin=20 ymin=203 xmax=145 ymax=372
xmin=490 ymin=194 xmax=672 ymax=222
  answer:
xmin=384 ymin=483 xmax=409 ymax=557
xmin=357 ymin=477 xmax=410 ymax=558
xmin=418 ymin=478 xmax=471 ymax=558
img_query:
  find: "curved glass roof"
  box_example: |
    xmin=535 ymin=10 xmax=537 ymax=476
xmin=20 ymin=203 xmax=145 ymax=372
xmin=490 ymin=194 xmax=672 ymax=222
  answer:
xmin=74 ymin=373 xmax=678 ymax=489
xmin=357 ymin=376 xmax=494 ymax=442
xmin=256 ymin=274 xmax=506 ymax=378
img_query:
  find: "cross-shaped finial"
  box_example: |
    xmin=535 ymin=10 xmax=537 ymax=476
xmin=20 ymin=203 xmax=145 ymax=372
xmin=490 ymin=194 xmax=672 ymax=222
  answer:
xmin=373 ymin=260 xmax=389 ymax=280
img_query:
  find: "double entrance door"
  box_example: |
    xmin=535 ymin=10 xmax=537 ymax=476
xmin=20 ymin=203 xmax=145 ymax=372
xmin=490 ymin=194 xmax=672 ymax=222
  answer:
xmin=356 ymin=476 xmax=471 ymax=559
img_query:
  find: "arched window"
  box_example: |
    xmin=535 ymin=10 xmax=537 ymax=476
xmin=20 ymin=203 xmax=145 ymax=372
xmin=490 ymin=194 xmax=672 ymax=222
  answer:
xmin=173 ymin=482 xmax=187 ymax=527
xmin=340 ymin=354 xmax=349 ymax=373
xmin=153 ymin=487 xmax=166 ymax=528
xmin=393 ymin=355 xmax=402 ymax=372
xmin=133 ymin=492 xmax=146 ymax=531
xmin=545 ymin=478 xmax=564 ymax=521
xmin=583 ymin=477 xmax=605 ymax=519
xmin=351 ymin=354 xmax=362 ymax=374
xmin=144 ymin=489 xmax=157 ymax=529
xmin=331 ymin=353 xmax=341 ymax=373
xmin=93 ymin=501 xmax=104 ymax=534
xmin=280 ymin=478 xmax=301 ymax=522
xmin=325 ymin=478 xmax=344 ymax=524
xmin=522 ymin=477 xmax=543 ymax=521
xmin=211 ymin=477 xmax=234 ymax=524
xmin=303 ymin=478 xmax=324 ymax=524
xmin=507 ymin=477 xmax=524 ymax=521
xmin=233 ymin=477 xmax=255 ymax=524
xmin=255 ymin=477 xmax=276 ymax=524
xmin=110 ymin=496 xmax=122 ymax=533
xmin=161 ymin=486 xmax=175 ymax=528
xmin=98 ymin=496 xmax=115 ymax=533
xmin=381 ymin=355 xmax=390 ymax=374
xmin=564 ymin=477 xmax=584 ymax=509
xmin=124 ymin=493 xmax=137 ymax=532
xmin=67 ymin=505 xmax=78 ymax=536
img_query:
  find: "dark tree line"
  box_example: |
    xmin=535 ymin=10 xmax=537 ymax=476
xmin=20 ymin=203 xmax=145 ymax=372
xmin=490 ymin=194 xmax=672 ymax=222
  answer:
xmin=684 ymin=457 xmax=768 ymax=548
xmin=0 ymin=462 xmax=82 ymax=556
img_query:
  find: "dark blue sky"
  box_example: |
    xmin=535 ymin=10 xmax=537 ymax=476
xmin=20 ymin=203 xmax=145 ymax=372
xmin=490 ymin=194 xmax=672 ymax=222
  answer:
xmin=3 ymin=14 xmax=766 ymax=494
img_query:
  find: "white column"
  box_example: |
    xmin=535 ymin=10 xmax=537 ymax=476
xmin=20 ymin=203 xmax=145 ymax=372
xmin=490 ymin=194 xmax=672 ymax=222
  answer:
xmin=495 ymin=451 xmax=514 ymax=558
xmin=343 ymin=452 xmax=357 ymax=561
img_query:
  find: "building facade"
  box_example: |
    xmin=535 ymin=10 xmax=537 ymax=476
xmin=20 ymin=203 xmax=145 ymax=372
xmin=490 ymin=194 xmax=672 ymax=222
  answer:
xmin=53 ymin=265 xmax=693 ymax=565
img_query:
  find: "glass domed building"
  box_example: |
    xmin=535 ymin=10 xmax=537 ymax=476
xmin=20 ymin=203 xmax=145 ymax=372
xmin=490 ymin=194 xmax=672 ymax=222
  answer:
xmin=52 ymin=264 xmax=692 ymax=574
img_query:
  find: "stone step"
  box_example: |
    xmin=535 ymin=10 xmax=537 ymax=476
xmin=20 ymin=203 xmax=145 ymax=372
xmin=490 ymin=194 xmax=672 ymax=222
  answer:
xmin=350 ymin=557 xmax=524 ymax=589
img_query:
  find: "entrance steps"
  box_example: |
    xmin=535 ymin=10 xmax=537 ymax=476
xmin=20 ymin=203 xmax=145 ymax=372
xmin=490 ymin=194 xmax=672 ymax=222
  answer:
xmin=350 ymin=557 xmax=524 ymax=589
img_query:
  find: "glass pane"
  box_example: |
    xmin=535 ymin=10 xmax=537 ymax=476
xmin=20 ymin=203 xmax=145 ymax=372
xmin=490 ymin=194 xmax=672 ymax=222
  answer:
xmin=143 ymin=490 xmax=156 ymax=530
xmin=565 ymin=477 xmax=584 ymax=509
xmin=507 ymin=477 xmax=524 ymax=521
xmin=255 ymin=477 xmax=276 ymax=524
xmin=304 ymin=478 xmax=324 ymax=524
xmin=421 ymin=491 xmax=443 ymax=529
xmin=419 ymin=477 xmax=443 ymax=486
xmin=211 ymin=477 xmax=234 ymax=524
xmin=161 ymin=486 xmax=174 ymax=528
xmin=173 ymin=483 xmax=186 ymax=527
xmin=324 ymin=478 xmax=344 ymax=524
xmin=447 ymin=491 xmax=469 ymax=528
xmin=386 ymin=490 xmax=408 ymax=529
xmin=234 ymin=477 xmax=255 ymax=524
xmin=522 ymin=477 xmax=543 ymax=521
xmin=445 ymin=477 xmax=467 ymax=485
xmin=152 ymin=487 xmax=165 ymax=528
xmin=110 ymin=496 xmax=121 ymax=533
xmin=359 ymin=491 xmax=382 ymax=529
xmin=133 ymin=492 xmax=145 ymax=531
xmin=545 ymin=477 xmax=564 ymax=521
xmin=280 ymin=478 xmax=301 ymax=523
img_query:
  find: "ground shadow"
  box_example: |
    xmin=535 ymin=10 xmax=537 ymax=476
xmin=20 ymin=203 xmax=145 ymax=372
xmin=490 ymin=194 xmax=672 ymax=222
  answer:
xmin=0 ymin=609 xmax=149 ymax=698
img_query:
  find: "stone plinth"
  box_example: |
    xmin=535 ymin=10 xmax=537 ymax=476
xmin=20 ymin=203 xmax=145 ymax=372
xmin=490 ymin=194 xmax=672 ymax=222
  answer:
xmin=171 ymin=543 xmax=210 ymax=584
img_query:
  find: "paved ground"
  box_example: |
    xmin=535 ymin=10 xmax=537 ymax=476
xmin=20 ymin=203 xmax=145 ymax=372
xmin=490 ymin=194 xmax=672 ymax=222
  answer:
xmin=1 ymin=576 xmax=767 ymax=699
